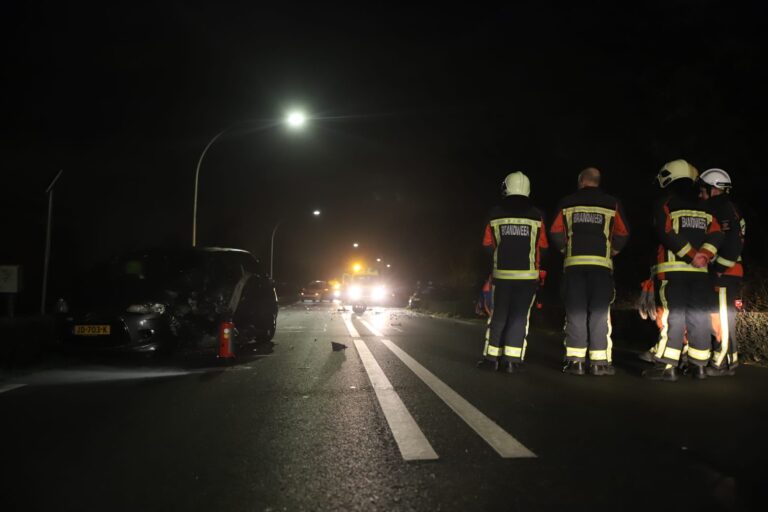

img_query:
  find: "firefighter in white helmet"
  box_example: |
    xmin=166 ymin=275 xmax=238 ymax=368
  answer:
xmin=698 ymin=168 xmax=745 ymax=376
xmin=643 ymin=160 xmax=724 ymax=381
xmin=477 ymin=172 xmax=548 ymax=373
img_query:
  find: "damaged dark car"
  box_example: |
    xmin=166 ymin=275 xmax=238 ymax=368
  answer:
xmin=57 ymin=247 xmax=278 ymax=357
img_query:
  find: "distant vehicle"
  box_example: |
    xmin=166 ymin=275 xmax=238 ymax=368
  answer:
xmin=342 ymin=271 xmax=392 ymax=314
xmin=57 ymin=247 xmax=278 ymax=357
xmin=300 ymin=280 xmax=333 ymax=302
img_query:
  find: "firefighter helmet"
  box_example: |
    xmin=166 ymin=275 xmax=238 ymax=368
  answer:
xmin=502 ymin=172 xmax=530 ymax=197
xmin=656 ymin=159 xmax=699 ymax=188
xmin=699 ymin=168 xmax=732 ymax=192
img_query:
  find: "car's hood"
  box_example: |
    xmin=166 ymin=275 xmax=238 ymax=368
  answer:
xmin=71 ymin=280 xmax=174 ymax=315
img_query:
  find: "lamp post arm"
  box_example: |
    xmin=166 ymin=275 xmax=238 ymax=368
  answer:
xmin=269 ymin=219 xmax=285 ymax=279
xmin=192 ymin=128 xmax=230 ymax=247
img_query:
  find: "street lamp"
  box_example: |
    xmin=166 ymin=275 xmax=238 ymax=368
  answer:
xmin=270 ymin=209 xmax=320 ymax=279
xmin=192 ymin=110 xmax=308 ymax=247
xmin=353 ymin=242 xmax=359 ymax=248
xmin=287 ymin=110 xmax=307 ymax=128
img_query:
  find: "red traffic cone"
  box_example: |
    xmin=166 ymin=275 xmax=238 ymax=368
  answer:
xmin=218 ymin=320 xmax=235 ymax=359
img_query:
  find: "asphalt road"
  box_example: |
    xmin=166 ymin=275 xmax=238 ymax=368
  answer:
xmin=1 ymin=303 xmax=767 ymax=511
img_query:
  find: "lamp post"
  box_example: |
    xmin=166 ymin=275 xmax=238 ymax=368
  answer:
xmin=270 ymin=209 xmax=321 ymax=279
xmin=192 ymin=110 xmax=307 ymax=247
xmin=41 ymin=169 xmax=64 ymax=314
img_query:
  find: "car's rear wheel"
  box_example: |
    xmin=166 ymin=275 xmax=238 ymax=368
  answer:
xmin=256 ymin=312 xmax=277 ymax=342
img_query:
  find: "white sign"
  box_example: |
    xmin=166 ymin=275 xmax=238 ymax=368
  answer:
xmin=0 ymin=265 xmax=20 ymax=293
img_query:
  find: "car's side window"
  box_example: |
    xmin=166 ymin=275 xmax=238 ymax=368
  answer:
xmin=238 ymin=253 xmax=262 ymax=277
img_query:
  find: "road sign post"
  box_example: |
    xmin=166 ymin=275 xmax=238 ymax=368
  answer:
xmin=0 ymin=265 xmax=22 ymax=319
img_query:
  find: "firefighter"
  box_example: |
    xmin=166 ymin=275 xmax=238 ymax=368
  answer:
xmin=477 ymin=171 xmax=549 ymax=374
xmin=699 ymin=168 xmax=745 ymax=376
xmin=550 ymin=167 xmax=630 ymax=376
xmin=643 ymin=159 xmax=724 ymax=381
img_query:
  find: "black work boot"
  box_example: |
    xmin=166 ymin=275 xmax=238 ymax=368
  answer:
xmin=637 ymin=349 xmax=655 ymax=363
xmin=642 ymin=363 xmax=678 ymax=382
xmin=562 ymin=361 xmax=586 ymax=376
xmin=705 ymin=364 xmax=736 ymax=377
xmin=502 ymin=361 xmax=524 ymax=374
xmin=590 ymin=364 xmax=616 ymax=376
xmin=476 ymin=359 xmax=499 ymax=371
xmin=690 ymin=365 xmax=708 ymax=380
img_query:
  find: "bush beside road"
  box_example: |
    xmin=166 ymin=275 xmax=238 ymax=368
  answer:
xmin=408 ymin=287 xmax=768 ymax=364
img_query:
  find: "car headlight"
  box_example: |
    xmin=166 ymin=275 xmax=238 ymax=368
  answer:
xmin=126 ymin=303 xmax=166 ymax=315
xmin=348 ymin=285 xmax=362 ymax=300
xmin=372 ymin=285 xmax=387 ymax=301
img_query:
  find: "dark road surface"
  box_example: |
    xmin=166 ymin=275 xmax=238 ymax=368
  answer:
xmin=2 ymin=303 xmax=767 ymax=511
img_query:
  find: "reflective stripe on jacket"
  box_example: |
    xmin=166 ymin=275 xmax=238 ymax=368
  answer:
xmin=549 ymin=186 xmax=629 ymax=271
xmin=707 ymin=194 xmax=745 ymax=283
xmin=653 ymin=195 xmax=723 ymax=280
xmin=483 ymin=196 xmax=549 ymax=281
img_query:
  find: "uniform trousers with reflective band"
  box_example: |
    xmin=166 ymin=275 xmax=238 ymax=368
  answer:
xmin=653 ymin=277 xmax=713 ymax=367
xmin=562 ymin=268 xmax=614 ymax=365
xmin=483 ymin=279 xmax=539 ymax=362
xmin=712 ymin=279 xmax=741 ymax=369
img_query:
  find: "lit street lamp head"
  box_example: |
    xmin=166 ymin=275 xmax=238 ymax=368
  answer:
xmin=286 ymin=111 xmax=307 ymax=129
xmin=313 ymin=210 xmax=321 ymax=216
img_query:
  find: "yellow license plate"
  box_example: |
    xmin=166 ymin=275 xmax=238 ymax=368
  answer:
xmin=74 ymin=325 xmax=111 ymax=336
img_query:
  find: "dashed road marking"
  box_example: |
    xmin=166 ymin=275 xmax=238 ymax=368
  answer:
xmin=379 ymin=338 xmax=537 ymax=459
xmin=0 ymin=384 xmax=27 ymax=395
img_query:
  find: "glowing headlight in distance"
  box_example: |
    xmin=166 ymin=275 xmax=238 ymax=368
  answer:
xmin=348 ymin=285 xmax=362 ymax=300
xmin=372 ymin=285 xmax=387 ymax=301
xmin=126 ymin=303 xmax=166 ymax=315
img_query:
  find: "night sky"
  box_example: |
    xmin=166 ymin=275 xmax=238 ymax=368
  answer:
xmin=3 ymin=1 xmax=767 ymax=311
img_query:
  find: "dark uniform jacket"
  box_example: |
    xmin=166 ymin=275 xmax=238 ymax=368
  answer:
xmin=549 ymin=186 xmax=630 ymax=272
xmin=707 ymin=194 xmax=745 ymax=285
xmin=482 ymin=196 xmax=548 ymax=281
xmin=652 ymin=194 xmax=723 ymax=281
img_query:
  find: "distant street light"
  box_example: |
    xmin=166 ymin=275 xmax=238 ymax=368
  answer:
xmin=192 ymin=111 xmax=308 ymax=247
xmin=353 ymin=242 xmax=359 ymax=248
xmin=386 ymin=264 xmax=391 ymax=268
xmin=376 ymin=258 xmax=381 ymax=262
xmin=270 ymin=209 xmax=320 ymax=279
xmin=287 ymin=110 xmax=307 ymax=128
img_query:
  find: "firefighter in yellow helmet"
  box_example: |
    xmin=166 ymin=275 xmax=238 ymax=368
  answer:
xmin=477 ymin=172 xmax=548 ymax=373
xmin=643 ymin=160 xmax=724 ymax=381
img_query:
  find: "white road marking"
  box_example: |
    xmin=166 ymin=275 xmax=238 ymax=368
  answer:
xmin=358 ymin=318 xmax=384 ymax=337
xmin=353 ymin=339 xmax=439 ymax=461
xmin=0 ymin=383 xmax=27 ymax=395
xmin=390 ymin=326 xmax=404 ymax=333
xmin=342 ymin=315 xmax=361 ymax=338
xmin=379 ymin=338 xmax=537 ymax=459
xmin=341 ymin=314 xmax=438 ymax=461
